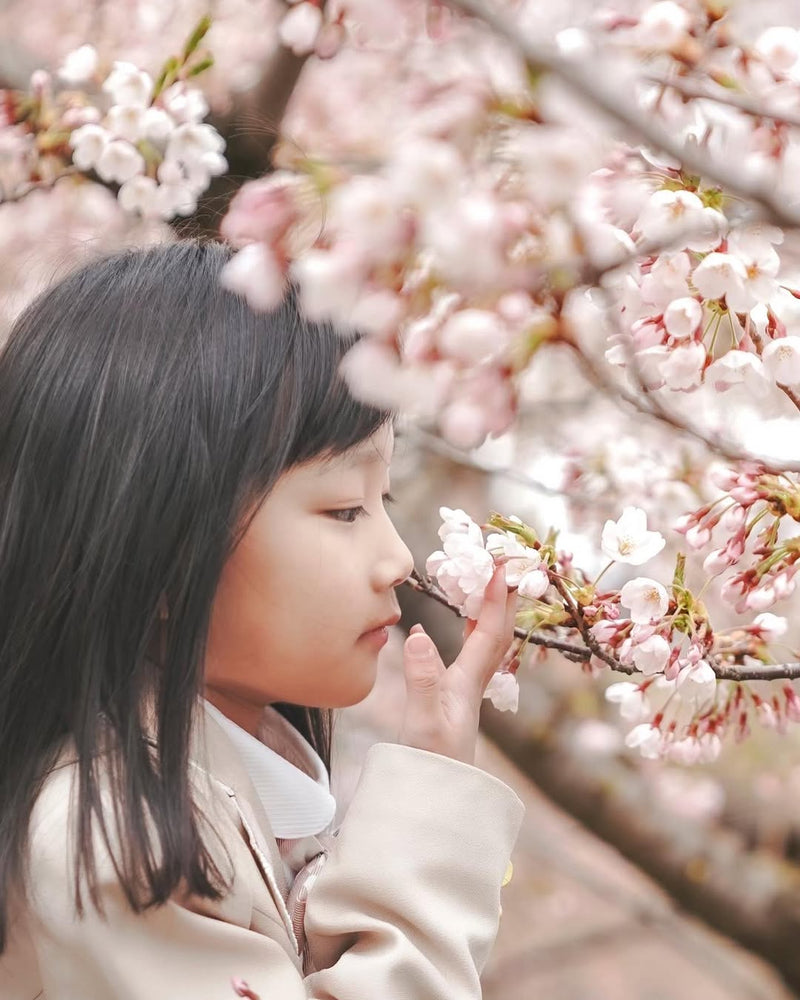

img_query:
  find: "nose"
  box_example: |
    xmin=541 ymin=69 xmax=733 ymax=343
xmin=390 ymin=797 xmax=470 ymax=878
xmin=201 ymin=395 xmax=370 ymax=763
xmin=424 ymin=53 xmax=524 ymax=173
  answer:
xmin=373 ymin=512 xmax=414 ymax=591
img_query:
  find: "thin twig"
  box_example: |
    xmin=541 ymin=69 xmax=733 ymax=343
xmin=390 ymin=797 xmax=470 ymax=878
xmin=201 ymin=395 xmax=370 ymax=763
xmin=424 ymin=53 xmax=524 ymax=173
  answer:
xmin=444 ymin=0 xmax=800 ymax=229
xmin=562 ymin=311 xmax=800 ymax=475
xmin=645 ymin=72 xmax=800 ymax=131
xmin=405 ymin=426 xmax=580 ymax=500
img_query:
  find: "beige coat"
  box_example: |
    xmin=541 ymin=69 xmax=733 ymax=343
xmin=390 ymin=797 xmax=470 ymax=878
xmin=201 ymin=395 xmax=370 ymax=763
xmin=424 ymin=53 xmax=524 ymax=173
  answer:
xmin=0 ymin=706 xmax=524 ymax=999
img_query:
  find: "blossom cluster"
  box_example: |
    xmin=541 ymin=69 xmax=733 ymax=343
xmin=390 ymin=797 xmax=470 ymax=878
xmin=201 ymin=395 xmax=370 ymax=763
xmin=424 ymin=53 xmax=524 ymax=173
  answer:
xmin=425 ymin=501 xmax=800 ymax=763
xmin=221 ymin=0 xmax=800 ymax=451
xmin=0 ymin=19 xmax=225 ymax=220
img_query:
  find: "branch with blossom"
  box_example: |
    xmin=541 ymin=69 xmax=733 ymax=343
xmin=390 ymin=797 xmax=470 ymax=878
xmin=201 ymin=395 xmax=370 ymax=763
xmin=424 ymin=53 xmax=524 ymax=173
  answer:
xmin=0 ymin=18 xmax=226 ymax=219
xmin=418 ymin=503 xmax=800 ymax=762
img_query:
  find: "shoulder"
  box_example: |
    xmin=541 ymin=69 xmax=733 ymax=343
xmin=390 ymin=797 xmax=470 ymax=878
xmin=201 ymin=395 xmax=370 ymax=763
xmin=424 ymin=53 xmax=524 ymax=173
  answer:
xmin=24 ymin=735 xmax=250 ymax=924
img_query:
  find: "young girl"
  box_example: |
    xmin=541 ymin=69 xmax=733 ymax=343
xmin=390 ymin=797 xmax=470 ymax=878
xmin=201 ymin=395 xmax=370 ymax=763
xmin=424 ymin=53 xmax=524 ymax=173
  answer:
xmin=0 ymin=241 xmax=523 ymax=999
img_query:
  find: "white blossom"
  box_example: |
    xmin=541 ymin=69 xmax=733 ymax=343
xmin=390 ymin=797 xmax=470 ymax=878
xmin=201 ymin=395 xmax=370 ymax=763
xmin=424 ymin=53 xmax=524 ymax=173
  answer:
xmin=632 ymin=634 xmax=671 ymax=675
xmin=663 ymin=297 xmax=702 ymax=339
xmin=762 ymin=337 xmax=800 ymax=385
xmin=635 ymin=1 xmax=691 ymax=51
xmin=624 ymin=723 xmax=664 ymax=759
xmin=753 ymin=612 xmax=788 ymax=641
xmin=58 ymin=45 xmax=98 ymax=85
xmin=117 ymin=175 xmax=160 ymax=217
xmin=691 ymin=252 xmax=747 ymax=301
xmin=518 ymin=568 xmax=549 ymax=599
xmin=620 ymin=577 xmax=669 ymax=624
xmin=754 ymin=26 xmax=800 ymax=73
xmin=160 ymin=83 xmax=209 ymax=124
xmin=601 ymin=507 xmax=666 ymax=565
xmin=70 ymin=124 xmax=109 ymax=171
xmin=605 ymin=681 xmax=650 ymax=722
xmin=705 ymin=351 xmax=770 ymax=397
xmin=105 ymin=105 xmax=147 ymax=143
xmin=659 ymin=341 xmax=706 ymax=391
xmin=221 ymin=243 xmax=285 ymax=311
xmin=438 ymin=309 xmax=510 ymax=365
xmin=484 ymin=671 xmax=519 ymax=712
xmin=102 ymin=61 xmax=153 ymax=108
xmin=279 ymin=1 xmax=323 ymax=56
xmin=426 ymin=530 xmax=495 ymax=619
xmin=95 ymin=140 xmax=145 ymax=185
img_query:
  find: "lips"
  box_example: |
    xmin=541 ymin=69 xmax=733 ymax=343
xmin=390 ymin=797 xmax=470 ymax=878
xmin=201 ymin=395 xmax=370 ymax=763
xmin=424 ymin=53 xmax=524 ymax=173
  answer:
xmin=361 ymin=613 xmax=401 ymax=634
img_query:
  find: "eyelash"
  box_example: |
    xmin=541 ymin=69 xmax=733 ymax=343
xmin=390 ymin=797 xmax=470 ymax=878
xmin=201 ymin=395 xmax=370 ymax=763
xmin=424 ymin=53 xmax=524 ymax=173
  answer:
xmin=328 ymin=493 xmax=396 ymax=524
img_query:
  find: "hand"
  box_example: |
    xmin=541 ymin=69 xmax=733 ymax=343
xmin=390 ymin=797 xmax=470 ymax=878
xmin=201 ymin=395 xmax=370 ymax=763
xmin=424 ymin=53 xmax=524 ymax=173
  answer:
xmin=398 ymin=566 xmax=518 ymax=766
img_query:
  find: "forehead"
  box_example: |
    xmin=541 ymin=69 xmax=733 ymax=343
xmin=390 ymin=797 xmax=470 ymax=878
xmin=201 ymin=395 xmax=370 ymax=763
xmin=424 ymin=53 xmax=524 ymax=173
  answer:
xmin=316 ymin=424 xmax=394 ymax=474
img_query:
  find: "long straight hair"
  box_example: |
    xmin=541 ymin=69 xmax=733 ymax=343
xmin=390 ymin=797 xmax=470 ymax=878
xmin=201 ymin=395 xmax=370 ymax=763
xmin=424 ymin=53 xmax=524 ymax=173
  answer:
xmin=0 ymin=241 xmax=389 ymax=948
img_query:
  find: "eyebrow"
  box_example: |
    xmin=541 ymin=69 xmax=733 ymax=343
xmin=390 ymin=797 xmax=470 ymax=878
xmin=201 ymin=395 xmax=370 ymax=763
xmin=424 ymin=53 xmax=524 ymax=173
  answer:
xmin=318 ymin=440 xmax=393 ymax=472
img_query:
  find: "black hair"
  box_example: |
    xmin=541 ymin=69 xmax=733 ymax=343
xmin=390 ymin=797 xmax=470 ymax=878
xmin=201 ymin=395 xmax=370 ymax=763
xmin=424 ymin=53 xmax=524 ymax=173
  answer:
xmin=0 ymin=240 xmax=390 ymax=947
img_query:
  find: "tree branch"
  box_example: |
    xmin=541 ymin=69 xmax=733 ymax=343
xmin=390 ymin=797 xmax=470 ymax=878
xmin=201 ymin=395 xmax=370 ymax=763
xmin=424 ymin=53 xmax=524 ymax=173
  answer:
xmin=405 ymin=568 xmax=800 ymax=681
xmin=645 ymin=72 xmax=800 ymax=131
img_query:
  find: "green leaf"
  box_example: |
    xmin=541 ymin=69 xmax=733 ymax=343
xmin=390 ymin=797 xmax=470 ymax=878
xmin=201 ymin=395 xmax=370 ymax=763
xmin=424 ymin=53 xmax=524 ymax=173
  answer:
xmin=672 ymin=551 xmax=686 ymax=590
xmin=183 ymin=15 xmax=212 ymax=61
xmin=152 ymin=56 xmax=180 ymax=102
xmin=187 ymin=55 xmax=214 ymax=78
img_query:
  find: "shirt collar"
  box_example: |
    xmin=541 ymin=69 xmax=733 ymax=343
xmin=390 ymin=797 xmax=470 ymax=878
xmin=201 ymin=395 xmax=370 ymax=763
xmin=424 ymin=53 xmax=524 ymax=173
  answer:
xmin=202 ymin=700 xmax=336 ymax=839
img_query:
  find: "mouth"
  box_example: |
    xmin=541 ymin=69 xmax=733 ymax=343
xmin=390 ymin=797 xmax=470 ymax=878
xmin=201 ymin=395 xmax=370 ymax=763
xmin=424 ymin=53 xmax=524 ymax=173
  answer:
xmin=360 ymin=613 xmax=401 ymax=637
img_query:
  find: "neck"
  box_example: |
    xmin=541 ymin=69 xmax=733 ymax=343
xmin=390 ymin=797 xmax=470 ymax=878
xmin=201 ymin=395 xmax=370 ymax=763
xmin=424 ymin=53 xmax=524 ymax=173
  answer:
xmin=203 ymin=685 xmax=265 ymax=736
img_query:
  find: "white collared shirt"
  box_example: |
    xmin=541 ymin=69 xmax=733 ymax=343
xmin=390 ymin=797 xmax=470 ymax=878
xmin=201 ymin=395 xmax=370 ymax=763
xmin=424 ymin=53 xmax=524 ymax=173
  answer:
xmin=203 ymin=700 xmax=336 ymax=880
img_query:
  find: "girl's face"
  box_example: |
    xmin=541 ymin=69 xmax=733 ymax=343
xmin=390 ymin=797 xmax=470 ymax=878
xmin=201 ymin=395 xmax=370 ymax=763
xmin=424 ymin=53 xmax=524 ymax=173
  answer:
xmin=203 ymin=424 xmax=413 ymax=734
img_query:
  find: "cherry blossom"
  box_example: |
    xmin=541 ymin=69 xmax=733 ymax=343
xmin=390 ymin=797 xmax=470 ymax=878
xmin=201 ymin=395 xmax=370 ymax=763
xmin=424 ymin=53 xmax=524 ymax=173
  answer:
xmin=601 ymin=507 xmax=666 ymax=566
xmin=484 ymin=671 xmax=519 ymax=713
xmin=620 ymin=577 xmax=669 ymax=625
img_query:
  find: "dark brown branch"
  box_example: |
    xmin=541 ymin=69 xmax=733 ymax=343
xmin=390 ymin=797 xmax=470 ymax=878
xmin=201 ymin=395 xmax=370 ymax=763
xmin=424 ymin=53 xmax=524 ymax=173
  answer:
xmin=405 ymin=568 xmax=800 ymax=681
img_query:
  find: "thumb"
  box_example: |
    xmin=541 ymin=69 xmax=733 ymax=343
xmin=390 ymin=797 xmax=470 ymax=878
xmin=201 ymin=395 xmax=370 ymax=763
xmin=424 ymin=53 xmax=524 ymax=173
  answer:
xmin=402 ymin=628 xmax=445 ymax=705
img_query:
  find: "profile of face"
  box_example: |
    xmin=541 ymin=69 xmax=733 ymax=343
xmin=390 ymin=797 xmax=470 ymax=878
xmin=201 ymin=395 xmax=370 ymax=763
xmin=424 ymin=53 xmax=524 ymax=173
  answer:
xmin=204 ymin=424 xmax=414 ymax=733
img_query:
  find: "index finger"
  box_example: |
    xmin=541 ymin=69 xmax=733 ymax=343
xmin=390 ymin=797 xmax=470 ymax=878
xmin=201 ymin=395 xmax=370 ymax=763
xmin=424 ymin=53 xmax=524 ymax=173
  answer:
xmin=455 ymin=566 xmax=514 ymax=692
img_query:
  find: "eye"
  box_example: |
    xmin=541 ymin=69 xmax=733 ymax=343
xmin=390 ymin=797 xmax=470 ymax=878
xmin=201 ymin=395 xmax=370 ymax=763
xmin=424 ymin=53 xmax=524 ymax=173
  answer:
xmin=326 ymin=494 xmax=395 ymax=524
xmin=328 ymin=505 xmax=366 ymax=524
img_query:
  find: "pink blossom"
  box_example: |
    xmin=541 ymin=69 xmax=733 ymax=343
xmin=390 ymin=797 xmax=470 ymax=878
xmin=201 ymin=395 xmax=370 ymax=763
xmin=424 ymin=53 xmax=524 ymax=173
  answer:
xmin=221 ymin=244 xmax=285 ymax=312
xmin=663 ymin=297 xmax=702 ymax=339
xmin=518 ymin=569 xmax=549 ymax=599
xmin=221 ymin=173 xmax=304 ymax=248
xmin=659 ymin=341 xmax=706 ymax=391
xmin=438 ymin=309 xmax=510 ymax=365
xmin=279 ymin=2 xmax=323 ymax=56
xmin=484 ymin=671 xmax=519 ymax=712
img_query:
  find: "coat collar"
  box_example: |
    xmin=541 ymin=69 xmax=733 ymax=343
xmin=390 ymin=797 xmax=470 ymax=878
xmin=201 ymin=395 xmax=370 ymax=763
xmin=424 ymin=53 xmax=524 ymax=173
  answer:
xmin=202 ymin=700 xmax=336 ymax=840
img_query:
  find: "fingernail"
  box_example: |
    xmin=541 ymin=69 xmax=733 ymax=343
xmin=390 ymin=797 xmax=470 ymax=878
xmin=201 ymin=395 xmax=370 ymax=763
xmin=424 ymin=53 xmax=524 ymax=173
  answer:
xmin=407 ymin=633 xmax=433 ymax=658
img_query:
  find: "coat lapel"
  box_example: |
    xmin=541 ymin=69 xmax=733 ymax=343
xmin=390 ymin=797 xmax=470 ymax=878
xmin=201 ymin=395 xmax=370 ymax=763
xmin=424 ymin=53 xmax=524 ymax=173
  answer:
xmin=190 ymin=707 xmax=301 ymax=954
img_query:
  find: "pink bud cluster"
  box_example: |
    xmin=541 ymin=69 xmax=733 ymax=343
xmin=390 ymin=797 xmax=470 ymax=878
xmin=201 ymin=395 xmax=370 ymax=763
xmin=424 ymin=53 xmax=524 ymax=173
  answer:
xmin=675 ymin=464 xmax=800 ymax=614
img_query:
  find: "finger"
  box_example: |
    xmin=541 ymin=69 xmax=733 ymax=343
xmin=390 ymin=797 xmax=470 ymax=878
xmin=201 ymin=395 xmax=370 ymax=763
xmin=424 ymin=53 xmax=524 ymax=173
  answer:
xmin=409 ymin=623 xmax=425 ymax=636
xmin=402 ymin=626 xmax=446 ymax=722
xmin=503 ymin=586 xmax=519 ymax=643
xmin=463 ymin=618 xmax=477 ymax=641
xmin=455 ymin=566 xmax=510 ymax=694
